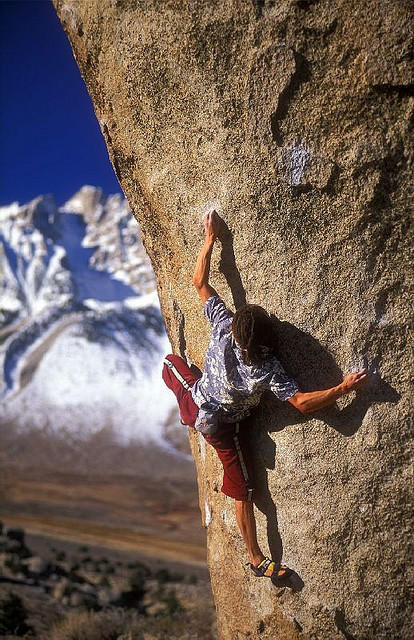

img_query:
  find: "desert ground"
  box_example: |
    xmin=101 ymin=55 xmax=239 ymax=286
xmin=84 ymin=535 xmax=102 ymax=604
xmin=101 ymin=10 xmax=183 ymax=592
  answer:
xmin=1 ymin=465 xmax=206 ymax=566
xmin=0 ymin=422 xmax=214 ymax=637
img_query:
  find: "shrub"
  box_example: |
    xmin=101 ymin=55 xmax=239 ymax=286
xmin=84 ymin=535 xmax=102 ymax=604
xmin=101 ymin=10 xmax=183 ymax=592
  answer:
xmin=103 ymin=564 xmax=114 ymax=575
xmin=67 ymin=569 xmax=85 ymax=584
xmin=48 ymin=609 xmax=139 ymax=640
xmin=6 ymin=527 xmax=25 ymax=545
xmin=169 ymin=571 xmax=184 ymax=583
xmin=0 ymin=590 xmax=33 ymax=636
xmin=161 ymin=590 xmax=182 ymax=616
xmin=99 ymin=575 xmax=110 ymax=587
xmin=92 ymin=561 xmax=101 ymax=573
xmin=154 ymin=568 xmax=170 ymax=584
xmin=127 ymin=561 xmax=150 ymax=575
xmin=4 ymin=554 xmax=21 ymax=574
xmin=128 ymin=567 xmax=148 ymax=593
xmin=48 ymin=597 xmax=216 ymax=640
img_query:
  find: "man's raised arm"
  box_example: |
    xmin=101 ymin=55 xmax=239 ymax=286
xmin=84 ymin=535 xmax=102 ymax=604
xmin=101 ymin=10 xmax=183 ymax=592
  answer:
xmin=192 ymin=210 xmax=221 ymax=304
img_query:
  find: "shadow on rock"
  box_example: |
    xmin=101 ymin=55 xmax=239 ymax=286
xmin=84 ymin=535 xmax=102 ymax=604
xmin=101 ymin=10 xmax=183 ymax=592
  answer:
xmin=260 ymin=318 xmax=400 ymax=436
xmin=248 ymin=434 xmax=303 ymax=592
xmin=246 ymin=318 xmax=399 ymax=590
xmin=217 ymin=220 xmax=246 ymax=309
xmin=314 ymin=375 xmax=400 ymax=436
xmin=214 ymin=239 xmax=399 ymax=593
xmin=248 ymin=418 xmax=303 ymax=592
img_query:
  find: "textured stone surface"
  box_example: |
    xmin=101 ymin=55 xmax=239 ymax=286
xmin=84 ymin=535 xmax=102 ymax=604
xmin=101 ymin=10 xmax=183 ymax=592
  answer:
xmin=53 ymin=1 xmax=413 ymax=638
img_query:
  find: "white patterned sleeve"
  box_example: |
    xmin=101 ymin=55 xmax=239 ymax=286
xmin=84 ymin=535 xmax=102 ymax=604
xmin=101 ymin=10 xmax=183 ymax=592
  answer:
xmin=268 ymin=359 xmax=299 ymax=401
xmin=204 ymin=294 xmax=233 ymax=327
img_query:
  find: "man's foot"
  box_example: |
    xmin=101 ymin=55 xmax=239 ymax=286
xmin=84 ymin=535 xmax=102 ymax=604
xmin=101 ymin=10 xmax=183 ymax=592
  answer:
xmin=249 ymin=557 xmax=293 ymax=579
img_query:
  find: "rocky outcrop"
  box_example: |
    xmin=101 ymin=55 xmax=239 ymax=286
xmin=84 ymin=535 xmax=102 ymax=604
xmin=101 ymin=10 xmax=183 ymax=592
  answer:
xmin=0 ymin=522 xmax=214 ymax=638
xmin=52 ymin=1 xmax=413 ymax=638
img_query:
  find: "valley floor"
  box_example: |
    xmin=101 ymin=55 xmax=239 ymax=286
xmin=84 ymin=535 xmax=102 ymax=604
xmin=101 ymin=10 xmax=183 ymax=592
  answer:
xmin=1 ymin=465 xmax=206 ymax=564
xmin=0 ymin=466 xmax=214 ymax=638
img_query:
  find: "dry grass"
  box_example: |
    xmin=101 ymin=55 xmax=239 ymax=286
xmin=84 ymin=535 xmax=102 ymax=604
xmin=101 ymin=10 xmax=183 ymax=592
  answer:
xmin=46 ymin=606 xmax=216 ymax=640
xmin=47 ymin=609 xmax=133 ymax=640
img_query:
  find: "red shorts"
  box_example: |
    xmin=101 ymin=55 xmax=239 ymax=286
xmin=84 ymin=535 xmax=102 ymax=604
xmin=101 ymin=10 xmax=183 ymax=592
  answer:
xmin=162 ymin=354 xmax=254 ymax=501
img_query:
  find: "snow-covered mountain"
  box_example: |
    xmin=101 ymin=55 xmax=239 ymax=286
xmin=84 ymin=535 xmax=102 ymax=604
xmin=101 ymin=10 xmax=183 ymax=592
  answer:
xmin=0 ymin=186 xmax=183 ymax=454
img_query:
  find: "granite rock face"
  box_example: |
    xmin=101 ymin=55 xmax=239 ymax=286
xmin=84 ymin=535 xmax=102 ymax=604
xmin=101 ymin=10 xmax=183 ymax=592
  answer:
xmin=53 ymin=1 xmax=413 ymax=638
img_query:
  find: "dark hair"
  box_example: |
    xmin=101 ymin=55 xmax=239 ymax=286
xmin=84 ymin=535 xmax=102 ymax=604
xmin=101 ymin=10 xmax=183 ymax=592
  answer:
xmin=232 ymin=304 xmax=277 ymax=365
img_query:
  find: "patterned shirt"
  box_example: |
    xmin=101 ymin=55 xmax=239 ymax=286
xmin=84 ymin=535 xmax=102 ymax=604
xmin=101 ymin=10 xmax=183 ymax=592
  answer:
xmin=191 ymin=294 xmax=299 ymax=434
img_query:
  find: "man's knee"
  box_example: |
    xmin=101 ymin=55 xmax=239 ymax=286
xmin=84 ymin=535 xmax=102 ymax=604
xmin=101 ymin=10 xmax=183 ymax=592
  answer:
xmin=235 ymin=496 xmax=254 ymax=510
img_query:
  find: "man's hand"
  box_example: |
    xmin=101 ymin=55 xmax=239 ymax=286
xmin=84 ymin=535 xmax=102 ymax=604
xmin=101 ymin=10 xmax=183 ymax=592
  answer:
xmin=342 ymin=369 xmax=369 ymax=392
xmin=204 ymin=210 xmax=222 ymax=244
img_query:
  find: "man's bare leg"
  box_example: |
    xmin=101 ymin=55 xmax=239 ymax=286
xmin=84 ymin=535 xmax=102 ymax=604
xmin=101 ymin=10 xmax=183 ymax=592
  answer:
xmin=235 ymin=499 xmax=287 ymax=577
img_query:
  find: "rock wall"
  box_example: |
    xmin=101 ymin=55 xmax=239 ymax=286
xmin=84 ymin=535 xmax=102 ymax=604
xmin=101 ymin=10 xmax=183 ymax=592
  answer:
xmin=53 ymin=1 xmax=413 ymax=638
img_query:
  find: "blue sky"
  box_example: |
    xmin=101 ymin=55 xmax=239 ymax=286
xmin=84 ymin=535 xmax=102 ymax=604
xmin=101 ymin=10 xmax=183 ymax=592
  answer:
xmin=0 ymin=0 xmax=122 ymax=207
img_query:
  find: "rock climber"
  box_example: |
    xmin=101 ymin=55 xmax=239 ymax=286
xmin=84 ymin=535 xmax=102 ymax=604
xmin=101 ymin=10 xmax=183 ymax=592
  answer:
xmin=162 ymin=210 xmax=368 ymax=584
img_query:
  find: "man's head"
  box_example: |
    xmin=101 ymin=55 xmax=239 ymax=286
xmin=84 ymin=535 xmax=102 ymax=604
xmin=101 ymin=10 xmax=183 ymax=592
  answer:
xmin=232 ymin=304 xmax=276 ymax=365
